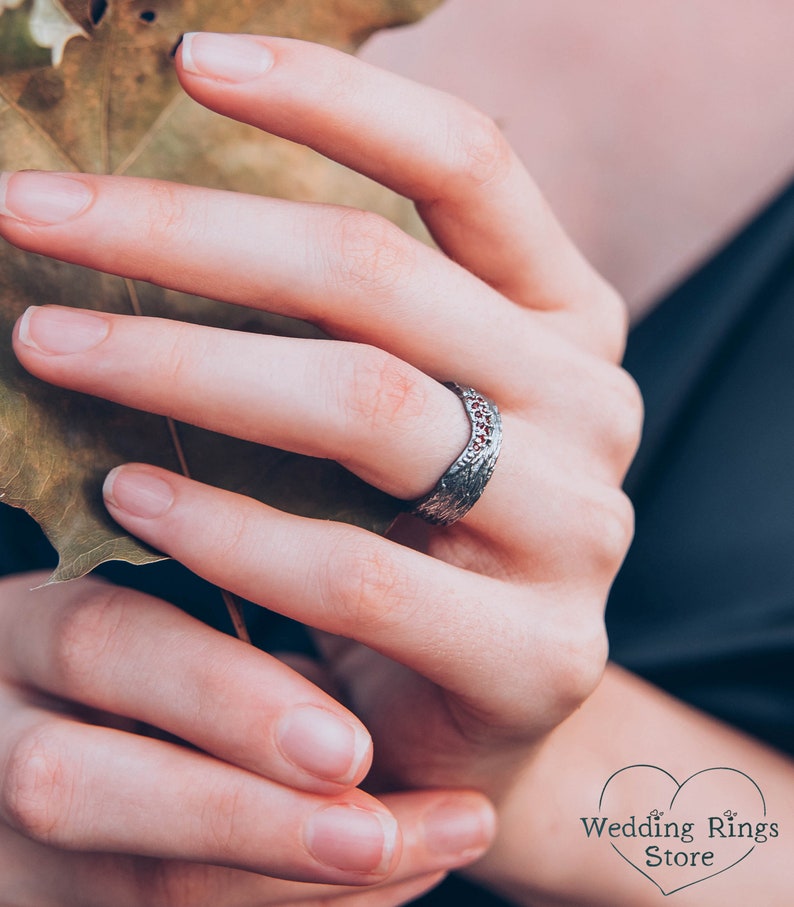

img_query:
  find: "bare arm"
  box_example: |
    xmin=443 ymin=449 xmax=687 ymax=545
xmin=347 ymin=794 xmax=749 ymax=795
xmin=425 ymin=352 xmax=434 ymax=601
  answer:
xmin=472 ymin=664 xmax=792 ymax=906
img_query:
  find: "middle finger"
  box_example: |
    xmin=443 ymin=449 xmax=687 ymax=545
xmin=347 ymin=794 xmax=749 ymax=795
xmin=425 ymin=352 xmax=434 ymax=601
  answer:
xmin=0 ymin=170 xmax=565 ymax=393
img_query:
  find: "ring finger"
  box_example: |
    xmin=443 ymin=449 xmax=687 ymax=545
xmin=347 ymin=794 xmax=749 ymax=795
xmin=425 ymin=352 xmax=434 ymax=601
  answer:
xmin=12 ymin=308 xmax=472 ymax=502
xmin=13 ymin=304 xmax=632 ymax=517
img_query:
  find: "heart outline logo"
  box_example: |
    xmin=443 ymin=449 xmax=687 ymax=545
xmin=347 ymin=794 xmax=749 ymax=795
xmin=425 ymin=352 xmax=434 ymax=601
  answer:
xmin=594 ymin=765 xmax=769 ymax=896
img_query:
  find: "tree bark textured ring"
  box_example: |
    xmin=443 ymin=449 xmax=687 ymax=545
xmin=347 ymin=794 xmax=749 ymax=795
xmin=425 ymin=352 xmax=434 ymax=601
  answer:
xmin=408 ymin=382 xmax=503 ymax=526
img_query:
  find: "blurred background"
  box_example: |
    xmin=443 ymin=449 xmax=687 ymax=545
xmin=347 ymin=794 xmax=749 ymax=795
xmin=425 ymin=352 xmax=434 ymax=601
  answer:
xmin=362 ymin=0 xmax=794 ymax=319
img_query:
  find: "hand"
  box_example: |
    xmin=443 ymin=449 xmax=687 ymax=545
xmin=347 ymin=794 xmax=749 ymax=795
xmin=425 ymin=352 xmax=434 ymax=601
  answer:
xmin=2 ymin=35 xmax=641 ymax=799
xmin=0 ymin=573 xmax=494 ymax=905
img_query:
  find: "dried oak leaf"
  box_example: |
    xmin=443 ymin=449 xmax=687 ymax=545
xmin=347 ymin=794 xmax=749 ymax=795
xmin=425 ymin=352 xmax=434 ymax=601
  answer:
xmin=0 ymin=0 xmax=442 ymax=582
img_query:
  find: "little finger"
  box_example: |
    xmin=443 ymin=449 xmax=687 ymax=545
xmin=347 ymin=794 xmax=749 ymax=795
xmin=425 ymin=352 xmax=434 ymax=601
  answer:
xmin=100 ymin=466 xmax=613 ymax=727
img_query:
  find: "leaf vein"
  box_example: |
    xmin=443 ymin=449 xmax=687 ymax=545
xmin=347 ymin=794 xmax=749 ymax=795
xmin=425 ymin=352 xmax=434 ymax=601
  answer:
xmin=113 ymin=91 xmax=186 ymax=176
xmin=0 ymin=81 xmax=79 ymax=169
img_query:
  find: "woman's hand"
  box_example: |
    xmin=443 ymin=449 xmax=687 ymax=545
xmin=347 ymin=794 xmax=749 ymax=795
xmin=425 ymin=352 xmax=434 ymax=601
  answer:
xmin=2 ymin=35 xmax=641 ymax=801
xmin=0 ymin=572 xmax=494 ymax=905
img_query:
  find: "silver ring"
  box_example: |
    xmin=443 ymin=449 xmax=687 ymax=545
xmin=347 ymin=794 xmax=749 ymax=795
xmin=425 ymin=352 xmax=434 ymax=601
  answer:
xmin=408 ymin=383 xmax=503 ymax=525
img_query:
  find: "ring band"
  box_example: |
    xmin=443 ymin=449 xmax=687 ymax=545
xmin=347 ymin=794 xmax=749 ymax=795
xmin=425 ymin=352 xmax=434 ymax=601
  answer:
xmin=409 ymin=383 xmax=503 ymax=525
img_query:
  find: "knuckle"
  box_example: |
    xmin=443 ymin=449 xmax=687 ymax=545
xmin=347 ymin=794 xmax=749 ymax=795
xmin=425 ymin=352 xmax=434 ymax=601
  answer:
xmin=50 ymin=587 xmax=128 ymax=695
xmin=206 ymin=507 xmax=258 ymax=570
xmin=158 ymin=324 xmax=200 ymax=390
xmin=144 ymin=181 xmax=194 ymax=247
xmin=328 ymin=208 xmax=415 ymax=297
xmin=121 ymin=182 xmax=208 ymax=285
xmin=441 ymin=104 xmax=513 ymax=192
xmin=590 ymin=363 xmax=644 ymax=465
xmin=609 ymin=369 xmax=645 ymax=458
xmin=593 ymin=279 xmax=630 ymax=358
xmin=565 ymin=277 xmax=630 ymax=362
xmin=321 ymin=534 xmax=419 ymax=635
xmin=1 ymin=724 xmax=74 ymax=844
xmin=342 ymin=345 xmax=428 ymax=437
xmin=199 ymin=780 xmax=245 ymax=860
xmin=549 ymin=616 xmax=609 ymax=714
xmin=588 ymin=488 xmax=636 ymax=572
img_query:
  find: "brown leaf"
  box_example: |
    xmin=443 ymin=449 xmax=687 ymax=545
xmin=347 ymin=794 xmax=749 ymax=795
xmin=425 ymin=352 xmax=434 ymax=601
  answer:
xmin=0 ymin=0 xmax=442 ymax=583
xmin=60 ymin=0 xmax=104 ymax=33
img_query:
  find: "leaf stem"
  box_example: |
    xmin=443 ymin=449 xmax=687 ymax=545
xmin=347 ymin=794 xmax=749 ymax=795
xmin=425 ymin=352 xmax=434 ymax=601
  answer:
xmin=165 ymin=416 xmax=191 ymax=479
xmin=123 ymin=279 xmax=251 ymax=644
xmin=123 ymin=277 xmax=144 ymax=316
xmin=221 ymin=588 xmax=252 ymax=644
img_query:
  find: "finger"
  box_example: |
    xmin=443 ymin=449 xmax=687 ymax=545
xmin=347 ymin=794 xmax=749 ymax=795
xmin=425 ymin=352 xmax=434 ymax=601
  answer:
xmin=0 ymin=786 xmax=488 ymax=906
xmin=12 ymin=305 xmax=641 ymax=496
xmin=185 ymin=789 xmax=492 ymax=905
xmin=0 ymin=169 xmax=556 ymax=386
xmin=0 ymin=695 xmax=399 ymax=885
xmin=13 ymin=307 xmax=471 ymax=501
xmin=100 ymin=466 xmax=616 ymax=724
xmin=0 ymin=573 xmax=372 ymax=793
xmin=325 ymin=872 xmax=447 ymax=907
xmin=175 ymin=34 xmax=625 ymax=343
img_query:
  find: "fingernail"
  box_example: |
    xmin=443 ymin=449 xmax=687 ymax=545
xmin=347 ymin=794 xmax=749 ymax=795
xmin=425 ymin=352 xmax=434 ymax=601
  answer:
xmin=422 ymin=796 xmax=496 ymax=860
xmin=104 ymin=466 xmax=175 ymax=519
xmin=305 ymin=804 xmax=398 ymax=875
xmin=17 ymin=306 xmax=109 ymax=355
xmin=0 ymin=171 xmax=93 ymax=225
xmin=181 ymin=33 xmax=274 ymax=82
xmin=277 ymin=706 xmax=371 ymax=784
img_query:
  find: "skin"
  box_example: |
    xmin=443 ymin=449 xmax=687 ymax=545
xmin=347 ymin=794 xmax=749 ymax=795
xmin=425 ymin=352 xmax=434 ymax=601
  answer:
xmin=363 ymin=0 xmax=794 ymax=317
xmin=470 ymin=667 xmax=794 ymax=906
xmin=4 ymin=8 xmax=792 ymax=905
xmin=0 ymin=31 xmax=639 ymax=907
xmin=355 ymin=7 xmax=794 ymax=902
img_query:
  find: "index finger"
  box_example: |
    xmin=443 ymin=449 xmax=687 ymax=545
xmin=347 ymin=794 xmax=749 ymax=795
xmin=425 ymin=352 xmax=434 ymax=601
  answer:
xmin=175 ymin=34 xmax=625 ymax=356
xmin=0 ymin=574 xmax=372 ymax=794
